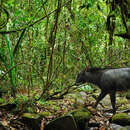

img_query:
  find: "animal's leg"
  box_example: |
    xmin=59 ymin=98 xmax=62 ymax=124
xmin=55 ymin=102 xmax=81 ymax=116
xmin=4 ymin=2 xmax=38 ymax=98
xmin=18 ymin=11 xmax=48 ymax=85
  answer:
xmin=94 ymin=91 xmax=107 ymax=108
xmin=110 ymin=90 xmax=116 ymax=114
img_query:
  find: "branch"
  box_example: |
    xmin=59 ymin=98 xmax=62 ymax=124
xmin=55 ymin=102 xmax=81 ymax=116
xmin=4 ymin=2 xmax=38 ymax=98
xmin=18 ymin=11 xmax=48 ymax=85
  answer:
xmin=115 ymin=33 xmax=130 ymax=40
xmin=45 ymin=84 xmax=75 ymax=100
xmin=44 ymin=83 xmax=89 ymax=100
xmin=0 ymin=6 xmax=9 ymax=29
xmin=0 ymin=62 xmax=45 ymax=85
xmin=0 ymin=0 xmax=71 ymax=34
xmin=13 ymin=29 xmax=26 ymax=56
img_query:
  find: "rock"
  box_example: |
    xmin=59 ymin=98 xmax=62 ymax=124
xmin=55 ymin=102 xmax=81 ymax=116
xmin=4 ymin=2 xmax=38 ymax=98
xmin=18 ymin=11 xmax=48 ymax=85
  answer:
xmin=69 ymin=108 xmax=91 ymax=130
xmin=79 ymin=92 xmax=87 ymax=100
xmin=111 ymin=124 xmax=130 ymax=130
xmin=75 ymin=98 xmax=85 ymax=108
xmin=112 ymin=113 xmax=130 ymax=126
xmin=73 ymin=92 xmax=87 ymax=108
xmin=44 ymin=108 xmax=91 ymax=130
xmin=124 ymin=126 xmax=130 ymax=129
xmin=0 ymin=103 xmax=16 ymax=111
xmin=21 ymin=113 xmax=41 ymax=130
xmin=44 ymin=115 xmax=78 ymax=130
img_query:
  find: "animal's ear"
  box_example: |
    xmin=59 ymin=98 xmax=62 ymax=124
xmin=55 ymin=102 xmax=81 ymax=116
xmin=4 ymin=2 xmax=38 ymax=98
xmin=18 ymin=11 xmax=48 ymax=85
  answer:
xmin=85 ymin=62 xmax=90 ymax=71
xmin=84 ymin=67 xmax=88 ymax=72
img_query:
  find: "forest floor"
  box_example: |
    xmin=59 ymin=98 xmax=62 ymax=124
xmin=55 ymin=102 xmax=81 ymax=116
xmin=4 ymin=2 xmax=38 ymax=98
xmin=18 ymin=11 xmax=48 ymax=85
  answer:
xmin=0 ymin=91 xmax=130 ymax=130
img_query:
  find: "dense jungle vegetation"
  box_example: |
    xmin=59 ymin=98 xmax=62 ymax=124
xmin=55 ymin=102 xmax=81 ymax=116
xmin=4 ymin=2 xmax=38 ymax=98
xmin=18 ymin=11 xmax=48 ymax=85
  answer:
xmin=0 ymin=0 xmax=130 ymax=129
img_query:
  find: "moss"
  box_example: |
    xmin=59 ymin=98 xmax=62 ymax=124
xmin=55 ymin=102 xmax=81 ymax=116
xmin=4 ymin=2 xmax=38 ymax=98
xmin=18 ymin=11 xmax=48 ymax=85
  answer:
xmin=112 ymin=113 xmax=130 ymax=126
xmin=37 ymin=100 xmax=60 ymax=111
xmin=39 ymin=111 xmax=51 ymax=117
xmin=117 ymin=98 xmax=127 ymax=105
xmin=72 ymin=109 xmax=91 ymax=121
xmin=68 ymin=108 xmax=91 ymax=130
xmin=23 ymin=113 xmax=40 ymax=119
xmin=52 ymin=105 xmax=60 ymax=111
xmin=119 ymin=104 xmax=129 ymax=110
xmin=112 ymin=113 xmax=130 ymax=121
xmin=22 ymin=113 xmax=41 ymax=130
xmin=25 ymin=107 xmax=35 ymax=113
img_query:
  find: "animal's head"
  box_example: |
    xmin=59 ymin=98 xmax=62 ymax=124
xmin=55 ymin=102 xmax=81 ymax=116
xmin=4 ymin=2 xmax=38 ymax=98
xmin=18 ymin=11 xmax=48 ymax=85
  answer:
xmin=75 ymin=69 xmax=87 ymax=85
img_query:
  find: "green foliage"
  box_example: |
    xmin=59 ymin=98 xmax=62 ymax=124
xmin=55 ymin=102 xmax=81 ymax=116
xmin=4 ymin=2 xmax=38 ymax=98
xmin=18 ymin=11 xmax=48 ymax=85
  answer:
xmin=14 ymin=95 xmax=29 ymax=105
xmin=4 ymin=35 xmax=16 ymax=97
xmin=126 ymin=91 xmax=130 ymax=100
xmin=37 ymin=100 xmax=60 ymax=111
xmin=0 ymin=0 xmax=129 ymax=106
xmin=37 ymin=99 xmax=46 ymax=105
xmin=0 ymin=98 xmax=5 ymax=104
xmin=78 ymin=85 xmax=93 ymax=92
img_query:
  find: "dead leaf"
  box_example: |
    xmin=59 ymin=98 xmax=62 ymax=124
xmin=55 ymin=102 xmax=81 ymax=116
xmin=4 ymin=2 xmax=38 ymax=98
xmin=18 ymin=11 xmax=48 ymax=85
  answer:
xmin=99 ymin=125 xmax=106 ymax=130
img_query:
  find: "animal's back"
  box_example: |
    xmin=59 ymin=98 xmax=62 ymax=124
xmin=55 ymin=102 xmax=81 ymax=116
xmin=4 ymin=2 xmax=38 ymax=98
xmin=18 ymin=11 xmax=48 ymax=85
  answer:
xmin=100 ymin=68 xmax=130 ymax=91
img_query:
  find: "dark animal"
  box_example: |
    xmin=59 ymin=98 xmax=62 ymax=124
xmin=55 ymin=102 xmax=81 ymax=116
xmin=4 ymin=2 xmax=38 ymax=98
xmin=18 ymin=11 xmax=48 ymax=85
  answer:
xmin=75 ymin=67 xmax=130 ymax=113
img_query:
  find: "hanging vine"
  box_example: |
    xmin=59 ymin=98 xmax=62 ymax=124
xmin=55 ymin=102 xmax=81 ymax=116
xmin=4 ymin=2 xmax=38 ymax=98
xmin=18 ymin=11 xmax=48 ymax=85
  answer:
xmin=0 ymin=6 xmax=9 ymax=29
xmin=106 ymin=0 xmax=130 ymax=40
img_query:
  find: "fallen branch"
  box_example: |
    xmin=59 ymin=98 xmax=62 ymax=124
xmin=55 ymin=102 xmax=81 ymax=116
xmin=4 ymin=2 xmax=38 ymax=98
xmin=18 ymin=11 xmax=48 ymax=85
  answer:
xmin=45 ymin=84 xmax=88 ymax=100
